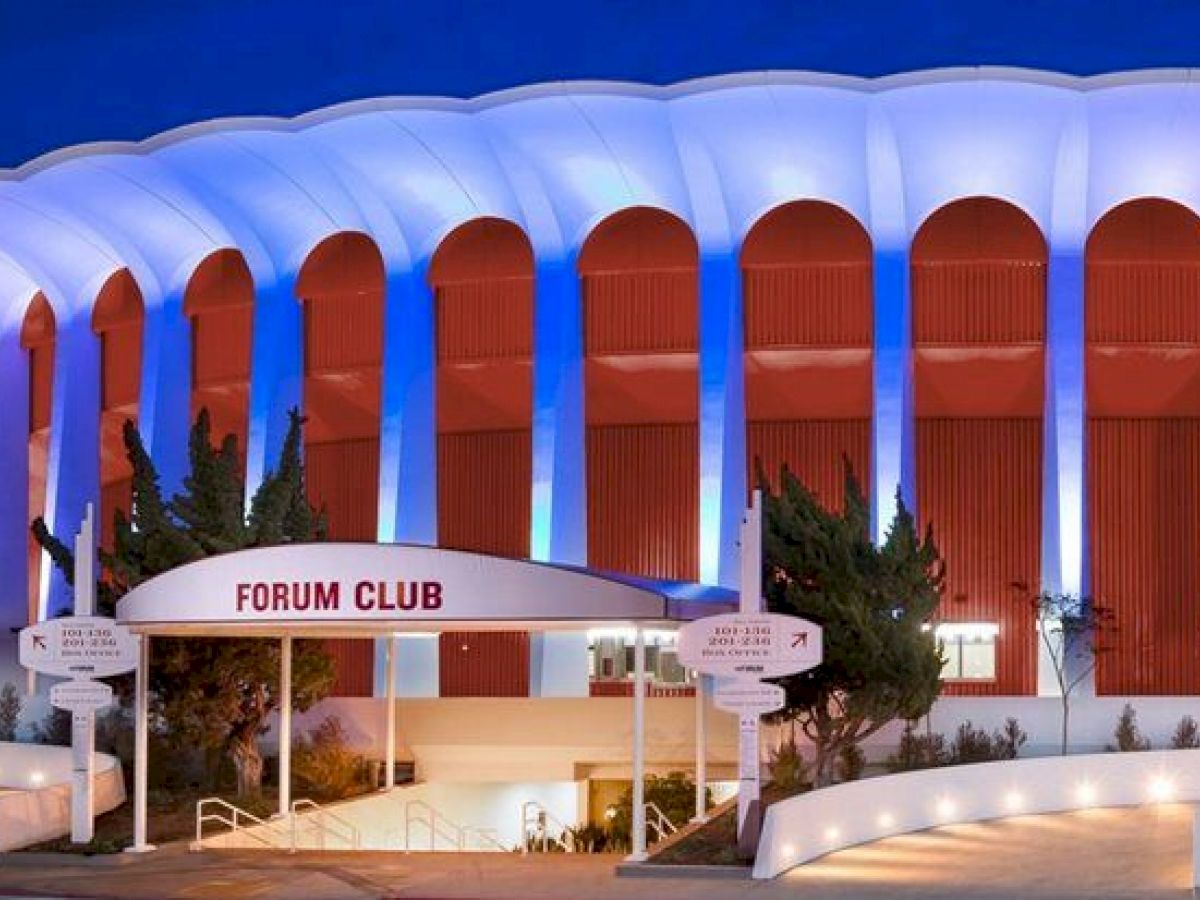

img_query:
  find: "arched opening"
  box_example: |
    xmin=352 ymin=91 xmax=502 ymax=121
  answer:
xmin=91 ymin=270 xmax=144 ymax=553
xmin=21 ymin=292 xmax=54 ymax=624
xmin=741 ymin=200 xmax=873 ymax=507
xmin=581 ymin=207 xmax=699 ymax=698
xmin=430 ymin=217 xmax=534 ymax=697
xmin=1087 ymin=198 xmax=1200 ymax=695
xmin=184 ymin=249 xmax=254 ymax=459
xmin=581 ymin=208 xmax=699 ymax=579
xmin=298 ymin=232 xmax=385 ymax=697
xmin=912 ymin=197 xmax=1047 ymax=696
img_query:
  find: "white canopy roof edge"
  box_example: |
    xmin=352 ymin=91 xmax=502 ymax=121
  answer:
xmin=115 ymin=543 xmax=739 ymax=637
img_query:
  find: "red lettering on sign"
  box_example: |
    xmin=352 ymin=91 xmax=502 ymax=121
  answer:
xmin=422 ymin=582 xmax=442 ymax=610
xmin=355 ymin=581 xmax=374 ymax=611
xmin=314 ymin=582 xmax=338 ymax=611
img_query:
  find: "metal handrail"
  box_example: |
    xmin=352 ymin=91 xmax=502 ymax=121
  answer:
xmin=645 ymin=801 xmax=678 ymax=844
xmin=402 ymin=799 xmax=506 ymax=852
xmin=519 ymin=800 xmax=573 ymax=853
xmin=290 ymin=798 xmax=362 ymax=851
xmin=194 ymin=797 xmax=289 ymax=850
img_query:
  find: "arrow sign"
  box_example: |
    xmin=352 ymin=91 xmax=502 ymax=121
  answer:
xmin=677 ymin=612 xmax=823 ymax=679
xmin=50 ymin=680 xmax=115 ymax=713
xmin=19 ymin=616 xmax=138 ymax=679
xmin=714 ymin=680 xmax=786 ymax=715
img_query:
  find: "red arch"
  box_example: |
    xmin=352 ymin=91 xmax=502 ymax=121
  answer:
xmin=741 ymin=201 xmax=873 ymax=508
xmin=21 ymin=292 xmax=54 ymax=625
xmin=91 ymin=270 xmax=144 ymax=553
xmin=912 ymin=197 xmax=1046 ymax=698
xmin=185 ymin=249 xmax=254 ymax=457
xmin=581 ymin=207 xmax=699 ymax=583
xmin=298 ymin=232 xmax=385 ymax=698
xmin=1086 ymin=198 xmax=1200 ymax=695
xmin=430 ymin=218 xmax=535 ymax=697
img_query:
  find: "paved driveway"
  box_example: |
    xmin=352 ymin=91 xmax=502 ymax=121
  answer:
xmin=0 ymin=805 xmax=1194 ymax=899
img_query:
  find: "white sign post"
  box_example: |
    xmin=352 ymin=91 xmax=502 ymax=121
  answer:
xmin=677 ymin=490 xmax=824 ymax=856
xmin=18 ymin=505 xmax=136 ymax=844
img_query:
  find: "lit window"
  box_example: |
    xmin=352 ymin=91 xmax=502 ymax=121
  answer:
xmin=586 ymin=629 xmax=690 ymax=686
xmin=936 ymin=623 xmax=998 ymax=681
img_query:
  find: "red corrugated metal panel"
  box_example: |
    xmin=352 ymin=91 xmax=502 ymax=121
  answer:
xmin=587 ymin=423 xmax=698 ymax=581
xmin=1087 ymin=263 xmax=1200 ymax=344
xmin=743 ymin=265 xmax=873 ymax=348
xmin=100 ymin=323 xmax=142 ymax=411
xmin=917 ymin=419 xmax=1040 ymax=696
xmin=193 ymin=305 xmax=253 ymax=386
xmin=321 ymin=638 xmax=376 ymax=698
xmin=439 ymin=631 xmax=529 ymax=697
xmin=437 ymin=280 xmax=533 ymax=361
xmin=589 ymin=681 xmax=696 ymax=697
xmin=748 ymin=420 xmax=871 ymax=510
xmin=99 ymin=478 xmax=132 ymax=552
xmin=304 ymin=292 xmax=384 ymax=373
xmin=583 ymin=272 xmax=697 ymax=354
xmin=28 ymin=343 xmax=53 ymax=433
xmin=305 ymin=439 xmax=379 ymax=541
xmin=438 ymin=430 xmax=530 ymax=557
xmin=1090 ymin=418 xmax=1200 ymax=695
xmin=911 ymin=263 xmax=1046 ymax=344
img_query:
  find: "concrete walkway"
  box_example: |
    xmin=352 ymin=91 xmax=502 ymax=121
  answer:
xmin=0 ymin=805 xmax=1194 ymax=898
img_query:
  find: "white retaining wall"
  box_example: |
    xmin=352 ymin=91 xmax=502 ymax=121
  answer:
xmin=754 ymin=747 xmax=1200 ymax=879
xmin=0 ymin=742 xmax=125 ymax=851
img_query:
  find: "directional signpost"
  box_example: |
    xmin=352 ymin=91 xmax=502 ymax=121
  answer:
xmin=678 ymin=490 xmax=823 ymax=856
xmin=18 ymin=505 xmax=137 ymax=844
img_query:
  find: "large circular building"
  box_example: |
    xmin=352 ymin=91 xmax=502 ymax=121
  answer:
xmin=3 ymin=67 xmax=1199 ymax=725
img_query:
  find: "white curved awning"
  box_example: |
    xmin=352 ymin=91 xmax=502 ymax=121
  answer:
xmin=115 ymin=543 xmax=738 ymax=637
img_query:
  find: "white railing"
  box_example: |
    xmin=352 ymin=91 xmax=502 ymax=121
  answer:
xmin=290 ymin=798 xmax=362 ymax=851
xmin=193 ymin=797 xmax=289 ymax=850
xmin=404 ymin=799 xmax=505 ymax=852
xmin=645 ymin=801 xmax=678 ymax=844
xmin=754 ymin=747 xmax=1200 ymax=879
xmin=519 ymin=800 xmax=574 ymax=853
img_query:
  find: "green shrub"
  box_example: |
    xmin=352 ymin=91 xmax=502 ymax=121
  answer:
xmin=767 ymin=739 xmax=811 ymax=792
xmin=566 ymin=822 xmax=610 ymax=853
xmin=887 ymin=722 xmax=948 ymax=772
xmin=837 ymin=743 xmax=866 ymax=782
xmin=1109 ymin=704 xmax=1151 ymax=752
xmin=1172 ymin=715 xmax=1200 ymax=749
xmin=948 ymin=718 xmax=1027 ymax=764
xmin=292 ymin=716 xmax=371 ymax=801
xmin=0 ymin=682 xmax=19 ymax=741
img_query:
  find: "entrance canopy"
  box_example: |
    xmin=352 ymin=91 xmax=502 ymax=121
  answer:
xmin=115 ymin=543 xmax=738 ymax=637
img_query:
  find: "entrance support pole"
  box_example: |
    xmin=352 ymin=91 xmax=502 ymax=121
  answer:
xmin=126 ymin=634 xmax=154 ymax=853
xmin=385 ymin=635 xmax=397 ymax=790
xmin=278 ymin=636 xmax=292 ymax=818
xmin=692 ymin=674 xmax=707 ymax=823
xmin=628 ymin=626 xmax=648 ymax=862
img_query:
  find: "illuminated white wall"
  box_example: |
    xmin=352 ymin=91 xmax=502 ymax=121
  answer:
xmin=755 ymin=747 xmax=1200 ymax=879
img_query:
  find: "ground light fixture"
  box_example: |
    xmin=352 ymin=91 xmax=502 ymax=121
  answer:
xmin=876 ymin=811 xmax=895 ymax=828
xmin=1004 ymin=790 xmax=1025 ymax=812
xmin=29 ymin=771 xmax=44 ymax=786
xmin=1147 ymin=775 xmax=1175 ymax=803
xmin=1075 ymin=781 xmax=1098 ymax=807
xmin=935 ymin=796 xmax=957 ymax=819
xmin=823 ymin=826 xmax=840 ymax=843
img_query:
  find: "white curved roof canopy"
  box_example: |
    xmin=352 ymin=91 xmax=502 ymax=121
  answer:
xmin=4 ymin=67 xmax=1200 ymax=328
xmin=115 ymin=543 xmax=739 ymax=636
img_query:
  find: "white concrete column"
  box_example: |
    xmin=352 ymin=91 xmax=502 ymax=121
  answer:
xmin=628 ymin=627 xmax=648 ymax=862
xmin=1192 ymin=806 xmax=1200 ymax=889
xmin=385 ymin=634 xmax=397 ymax=790
xmin=692 ymin=674 xmax=707 ymax=823
xmin=126 ymin=633 xmax=154 ymax=853
xmin=278 ymin=636 xmax=292 ymax=818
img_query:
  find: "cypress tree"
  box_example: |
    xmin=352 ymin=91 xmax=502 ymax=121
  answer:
xmin=761 ymin=462 xmax=944 ymax=787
